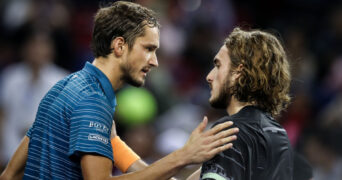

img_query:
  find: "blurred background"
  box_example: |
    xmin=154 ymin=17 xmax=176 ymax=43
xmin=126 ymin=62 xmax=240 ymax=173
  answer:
xmin=0 ymin=0 xmax=341 ymax=179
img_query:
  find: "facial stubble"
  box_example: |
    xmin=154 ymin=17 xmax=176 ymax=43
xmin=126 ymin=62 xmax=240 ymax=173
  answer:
xmin=209 ymin=73 xmax=233 ymax=109
xmin=120 ymin=62 xmax=145 ymax=87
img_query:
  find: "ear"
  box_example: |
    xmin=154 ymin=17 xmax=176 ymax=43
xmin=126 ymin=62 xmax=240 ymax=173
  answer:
xmin=233 ymin=64 xmax=244 ymax=79
xmin=111 ymin=37 xmax=126 ymax=57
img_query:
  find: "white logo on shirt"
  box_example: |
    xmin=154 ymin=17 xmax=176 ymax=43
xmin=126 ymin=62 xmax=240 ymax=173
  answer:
xmin=89 ymin=121 xmax=109 ymax=133
xmin=88 ymin=133 xmax=108 ymax=144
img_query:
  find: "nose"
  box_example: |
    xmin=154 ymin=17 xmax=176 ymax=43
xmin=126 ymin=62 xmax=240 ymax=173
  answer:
xmin=149 ymin=53 xmax=159 ymax=67
xmin=206 ymin=69 xmax=213 ymax=83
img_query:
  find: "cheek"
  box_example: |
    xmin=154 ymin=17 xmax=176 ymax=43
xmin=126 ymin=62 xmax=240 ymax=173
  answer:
xmin=215 ymin=72 xmax=228 ymax=90
xmin=215 ymin=70 xmax=224 ymax=84
xmin=137 ymin=50 xmax=149 ymax=64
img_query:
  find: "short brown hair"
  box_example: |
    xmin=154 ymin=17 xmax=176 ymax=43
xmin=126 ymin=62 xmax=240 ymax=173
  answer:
xmin=91 ymin=1 xmax=160 ymax=58
xmin=225 ymin=27 xmax=291 ymax=117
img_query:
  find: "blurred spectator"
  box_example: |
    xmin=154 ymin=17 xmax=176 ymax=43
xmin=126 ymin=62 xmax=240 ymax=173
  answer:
xmin=293 ymin=152 xmax=313 ymax=180
xmin=123 ymin=125 xmax=159 ymax=162
xmin=303 ymin=128 xmax=342 ymax=180
xmin=318 ymin=56 xmax=342 ymax=128
xmin=155 ymin=102 xmax=204 ymax=155
xmin=0 ymin=31 xmax=68 ymax=166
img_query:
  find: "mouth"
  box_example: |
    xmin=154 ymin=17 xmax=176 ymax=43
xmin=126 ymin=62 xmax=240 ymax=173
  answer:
xmin=141 ymin=67 xmax=150 ymax=76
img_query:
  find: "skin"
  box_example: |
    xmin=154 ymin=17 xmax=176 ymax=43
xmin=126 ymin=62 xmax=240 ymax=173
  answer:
xmin=187 ymin=45 xmax=251 ymax=180
xmin=0 ymin=136 xmax=29 ymax=180
xmin=0 ymin=27 xmax=239 ymax=180
xmin=207 ymin=45 xmax=250 ymax=115
xmin=93 ymin=26 xmax=160 ymax=90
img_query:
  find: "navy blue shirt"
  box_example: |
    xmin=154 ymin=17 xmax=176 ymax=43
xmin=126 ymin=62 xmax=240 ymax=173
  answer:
xmin=24 ymin=62 xmax=116 ymax=179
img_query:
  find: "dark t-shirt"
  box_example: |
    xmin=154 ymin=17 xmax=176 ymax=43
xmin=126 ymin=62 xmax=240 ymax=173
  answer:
xmin=200 ymin=106 xmax=293 ymax=180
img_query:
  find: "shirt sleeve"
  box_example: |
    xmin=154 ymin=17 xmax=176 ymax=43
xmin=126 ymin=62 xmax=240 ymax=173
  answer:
xmin=200 ymin=123 xmax=247 ymax=180
xmin=68 ymin=94 xmax=114 ymax=162
xmin=26 ymin=126 xmax=33 ymax=138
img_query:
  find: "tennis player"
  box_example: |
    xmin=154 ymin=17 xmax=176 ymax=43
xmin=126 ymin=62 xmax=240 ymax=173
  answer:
xmin=0 ymin=1 xmax=239 ymax=180
xmin=188 ymin=27 xmax=294 ymax=180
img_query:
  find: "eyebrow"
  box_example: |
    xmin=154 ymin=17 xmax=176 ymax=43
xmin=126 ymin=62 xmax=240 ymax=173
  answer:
xmin=145 ymin=44 xmax=159 ymax=50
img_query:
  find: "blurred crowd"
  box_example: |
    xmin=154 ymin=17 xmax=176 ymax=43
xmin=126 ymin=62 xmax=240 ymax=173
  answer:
xmin=0 ymin=0 xmax=341 ymax=179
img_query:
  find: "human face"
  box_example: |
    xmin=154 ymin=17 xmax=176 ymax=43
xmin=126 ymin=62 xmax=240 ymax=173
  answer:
xmin=121 ymin=26 xmax=159 ymax=87
xmin=206 ymin=45 xmax=234 ymax=109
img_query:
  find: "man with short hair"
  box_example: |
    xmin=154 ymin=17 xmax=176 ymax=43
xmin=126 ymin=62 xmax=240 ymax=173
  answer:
xmin=0 ymin=2 xmax=239 ymax=180
xmin=188 ymin=27 xmax=294 ymax=180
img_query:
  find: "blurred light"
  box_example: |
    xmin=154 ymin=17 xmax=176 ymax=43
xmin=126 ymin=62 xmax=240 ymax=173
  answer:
xmin=116 ymin=87 xmax=157 ymax=127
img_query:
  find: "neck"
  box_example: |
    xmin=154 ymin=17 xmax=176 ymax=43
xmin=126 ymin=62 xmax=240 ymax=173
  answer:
xmin=226 ymin=96 xmax=254 ymax=115
xmin=92 ymin=57 xmax=124 ymax=91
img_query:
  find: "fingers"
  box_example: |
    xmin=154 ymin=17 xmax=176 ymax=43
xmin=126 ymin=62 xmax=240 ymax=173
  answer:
xmin=212 ymin=127 xmax=239 ymax=142
xmin=205 ymin=128 xmax=239 ymax=159
xmin=195 ymin=116 xmax=208 ymax=133
xmin=205 ymin=121 xmax=234 ymax=136
xmin=208 ymin=143 xmax=233 ymax=156
xmin=210 ymin=135 xmax=237 ymax=148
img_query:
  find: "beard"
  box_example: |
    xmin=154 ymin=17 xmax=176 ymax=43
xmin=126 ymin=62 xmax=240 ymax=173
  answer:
xmin=121 ymin=63 xmax=145 ymax=87
xmin=209 ymin=76 xmax=233 ymax=109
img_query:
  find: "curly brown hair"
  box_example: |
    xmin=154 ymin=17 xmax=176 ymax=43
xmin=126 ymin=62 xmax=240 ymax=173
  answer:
xmin=225 ymin=27 xmax=291 ymax=117
xmin=91 ymin=1 xmax=160 ymax=58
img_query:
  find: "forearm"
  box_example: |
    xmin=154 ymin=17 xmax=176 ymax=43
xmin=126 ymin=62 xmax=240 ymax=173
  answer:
xmin=126 ymin=159 xmax=148 ymax=173
xmin=186 ymin=167 xmax=201 ymax=180
xmin=0 ymin=136 xmax=29 ymax=180
xmin=110 ymin=149 xmax=187 ymax=180
xmin=126 ymin=157 xmax=178 ymax=180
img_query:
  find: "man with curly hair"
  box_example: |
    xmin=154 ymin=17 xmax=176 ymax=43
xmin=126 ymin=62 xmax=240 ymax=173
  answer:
xmin=188 ymin=27 xmax=293 ymax=180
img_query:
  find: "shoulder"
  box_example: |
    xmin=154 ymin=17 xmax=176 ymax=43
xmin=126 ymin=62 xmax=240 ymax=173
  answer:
xmin=211 ymin=114 xmax=268 ymax=156
xmin=48 ymin=73 xmax=109 ymax=110
xmin=76 ymin=92 xmax=111 ymax=109
xmin=210 ymin=116 xmax=251 ymax=152
xmin=62 ymin=70 xmax=105 ymax=97
xmin=72 ymin=92 xmax=113 ymax=117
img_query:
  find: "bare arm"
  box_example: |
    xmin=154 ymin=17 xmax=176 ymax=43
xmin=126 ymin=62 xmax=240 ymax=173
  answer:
xmin=0 ymin=136 xmax=29 ymax=180
xmin=82 ymin=117 xmax=238 ymax=180
xmin=186 ymin=168 xmax=201 ymax=180
xmin=126 ymin=159 xmax=148 ymax=173
xmin=126 ymin=159 xmax=178 ymax=180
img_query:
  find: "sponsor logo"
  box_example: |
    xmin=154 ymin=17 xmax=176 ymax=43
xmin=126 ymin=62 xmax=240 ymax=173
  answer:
xmin=88 ymin=134 xmax=108 ymax=144
xmin=89 ymin=121 xmax=109 ymax=133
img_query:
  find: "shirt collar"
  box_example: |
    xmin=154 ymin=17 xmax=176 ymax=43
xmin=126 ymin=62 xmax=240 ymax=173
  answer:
xmin=83 ymin=62 xmax=117 ymax=108
xmin=229 ymin=105 xmax=273 ymax=121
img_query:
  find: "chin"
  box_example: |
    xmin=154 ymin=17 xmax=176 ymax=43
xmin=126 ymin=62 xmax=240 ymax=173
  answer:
xmin=209 ymin=96 xmax=228 ymax=109
xmin=125 ymin=76 xmax=145 ymax=87
xmin=131 ymin=78 xmax=145 ymax=87
xmin=129 ymin=81 xmax=144 ymax=87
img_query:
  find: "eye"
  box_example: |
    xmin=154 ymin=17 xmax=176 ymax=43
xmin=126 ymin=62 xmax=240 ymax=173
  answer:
xmin=213 ymin=59 xmax=220 ymax=68
xmin=146 ymin=46 xmax=155 ymax=52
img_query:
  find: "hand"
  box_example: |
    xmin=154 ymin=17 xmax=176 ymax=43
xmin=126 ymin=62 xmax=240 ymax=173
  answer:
xmin=180 ymin=116 xmax=238 ymax=164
